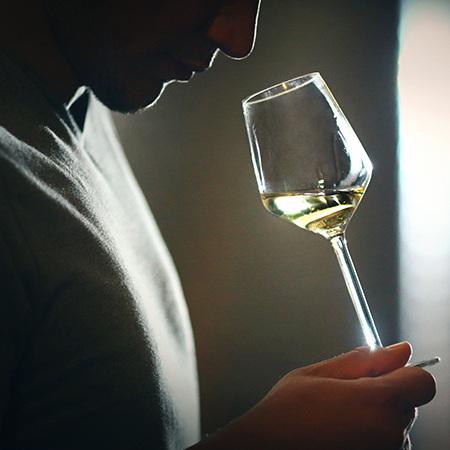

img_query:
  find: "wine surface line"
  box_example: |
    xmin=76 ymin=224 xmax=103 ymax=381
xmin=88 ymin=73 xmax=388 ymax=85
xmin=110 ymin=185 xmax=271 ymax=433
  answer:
xmin=261 ymin=187 xmax=364 ymax=239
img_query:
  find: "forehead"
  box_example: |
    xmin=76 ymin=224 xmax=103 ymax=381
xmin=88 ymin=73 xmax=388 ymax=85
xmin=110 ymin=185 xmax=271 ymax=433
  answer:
xmin=77 ymin=0 xmax=224 ymax=34
xmin=78 ymin=0 xmax=222 ymax=17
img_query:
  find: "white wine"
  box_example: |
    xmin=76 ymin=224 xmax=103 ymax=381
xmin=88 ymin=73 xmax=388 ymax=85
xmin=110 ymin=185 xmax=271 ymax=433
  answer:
xmin=261 ymin=188 xmax=364 ymax=239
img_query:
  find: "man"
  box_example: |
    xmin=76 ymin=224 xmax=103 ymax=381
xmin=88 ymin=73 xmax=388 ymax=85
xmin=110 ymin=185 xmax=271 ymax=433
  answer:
xmin=0 ymin=1 xmax=435 ymax=448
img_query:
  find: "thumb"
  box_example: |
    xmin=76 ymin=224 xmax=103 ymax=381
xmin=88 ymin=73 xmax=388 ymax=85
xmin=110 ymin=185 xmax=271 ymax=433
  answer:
xmin=301 ymin=342 xmax=412 ymax=380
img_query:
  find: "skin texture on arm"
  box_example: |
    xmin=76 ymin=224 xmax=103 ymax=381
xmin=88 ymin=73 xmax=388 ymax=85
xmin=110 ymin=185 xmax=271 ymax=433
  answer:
xmin=190 ymin=342 xmax=436 ymax=450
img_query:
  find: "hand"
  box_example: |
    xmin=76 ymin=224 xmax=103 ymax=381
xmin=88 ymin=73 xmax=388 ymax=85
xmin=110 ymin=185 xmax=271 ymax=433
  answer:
xmin=192 ymin=342 xmax=436 ymax=450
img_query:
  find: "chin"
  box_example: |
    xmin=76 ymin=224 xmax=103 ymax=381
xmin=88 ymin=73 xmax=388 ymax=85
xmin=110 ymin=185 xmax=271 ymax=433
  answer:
xmin=89 ymin=79 xmax=168 ymax=115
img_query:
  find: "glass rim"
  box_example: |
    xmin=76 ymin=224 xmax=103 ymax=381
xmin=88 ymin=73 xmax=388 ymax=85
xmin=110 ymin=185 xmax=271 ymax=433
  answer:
xmin=242 ymin=72 xmax=322 ymax=106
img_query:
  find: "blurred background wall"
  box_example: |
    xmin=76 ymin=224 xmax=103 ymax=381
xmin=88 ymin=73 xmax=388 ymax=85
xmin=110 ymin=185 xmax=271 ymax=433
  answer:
xmin=398 ymin=0 xmax=450 ymax=447
xmin=113 ymin=0 xmax=447 ymax=448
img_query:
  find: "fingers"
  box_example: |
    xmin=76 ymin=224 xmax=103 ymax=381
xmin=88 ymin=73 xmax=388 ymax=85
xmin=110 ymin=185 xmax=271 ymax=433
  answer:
xmin=382 ymin=366 xmax=437 ymax=409
xmin=301 ymin=342 xmax=413 ymax=380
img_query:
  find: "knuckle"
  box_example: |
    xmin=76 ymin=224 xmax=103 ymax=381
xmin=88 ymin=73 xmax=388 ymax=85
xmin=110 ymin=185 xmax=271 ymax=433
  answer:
xmin=353 ymin=345 xmax=372 ymax=356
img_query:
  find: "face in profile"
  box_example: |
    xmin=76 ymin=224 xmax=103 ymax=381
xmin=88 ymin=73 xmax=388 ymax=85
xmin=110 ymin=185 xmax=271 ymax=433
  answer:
xmin=44 ymin=0 xmax=260 ymax=113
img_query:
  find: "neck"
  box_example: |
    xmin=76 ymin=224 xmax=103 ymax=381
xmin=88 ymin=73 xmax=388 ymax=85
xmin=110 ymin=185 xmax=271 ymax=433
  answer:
xmin=0 ymin=1 xmax=79 ymax=104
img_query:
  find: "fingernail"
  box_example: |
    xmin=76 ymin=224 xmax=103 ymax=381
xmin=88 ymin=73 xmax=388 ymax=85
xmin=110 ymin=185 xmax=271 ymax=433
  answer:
xmin=387 ymin=341 xmax=411 ymax=350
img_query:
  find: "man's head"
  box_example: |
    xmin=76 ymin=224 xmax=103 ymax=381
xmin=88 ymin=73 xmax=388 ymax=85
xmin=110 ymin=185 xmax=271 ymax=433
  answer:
xmin=42 ymin=0 xmax=261 ymax=113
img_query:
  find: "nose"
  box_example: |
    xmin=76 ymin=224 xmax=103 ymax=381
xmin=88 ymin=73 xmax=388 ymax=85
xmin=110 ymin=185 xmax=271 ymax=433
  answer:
xmin=206 ymin=0 xmax=261 ymax=59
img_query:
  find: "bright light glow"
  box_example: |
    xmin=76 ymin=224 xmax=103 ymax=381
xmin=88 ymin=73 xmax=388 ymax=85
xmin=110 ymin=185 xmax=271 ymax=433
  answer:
xmin=273 ymin=195 xmax=308 ymax=215
xmin=399 ymin=0 xmax=450 ymax=447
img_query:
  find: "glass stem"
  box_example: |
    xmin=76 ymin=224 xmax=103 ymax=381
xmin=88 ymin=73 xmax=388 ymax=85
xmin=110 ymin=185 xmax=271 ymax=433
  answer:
xmin=330 ymin=234 xmax=383 ymax=349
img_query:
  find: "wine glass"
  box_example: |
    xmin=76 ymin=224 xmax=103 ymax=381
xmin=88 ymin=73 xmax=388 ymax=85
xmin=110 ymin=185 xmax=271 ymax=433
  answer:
xmin=242 ymin=73 xmax=439 ymax=366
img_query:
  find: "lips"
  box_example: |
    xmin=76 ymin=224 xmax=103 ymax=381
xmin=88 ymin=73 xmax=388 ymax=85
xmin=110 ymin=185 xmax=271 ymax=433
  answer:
xmin=131 ymin=44 xmax=218 ymax=85
xmin=170 ymin=58 xmax=195 ymax=81
xmin=169 ymin=54 xmax=214 ymax=81
xmin=167 ymin=45 xmax=219 ymax=80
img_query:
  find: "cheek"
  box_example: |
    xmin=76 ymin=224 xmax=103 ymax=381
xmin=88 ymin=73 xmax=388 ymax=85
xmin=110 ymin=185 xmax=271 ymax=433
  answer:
xmin=99 ymin=0 xmax=217 ymax=55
